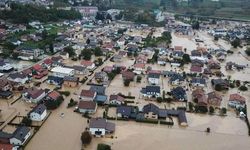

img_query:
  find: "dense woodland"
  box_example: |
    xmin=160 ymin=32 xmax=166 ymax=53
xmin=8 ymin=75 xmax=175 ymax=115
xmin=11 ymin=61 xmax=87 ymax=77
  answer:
xmin=0 ymin=3 xmax=82 ymax=24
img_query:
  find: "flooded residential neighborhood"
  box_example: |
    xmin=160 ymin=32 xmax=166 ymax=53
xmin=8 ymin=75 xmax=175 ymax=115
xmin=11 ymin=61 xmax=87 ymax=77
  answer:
xmin=0 ymin=0 xmax=250 ymax=150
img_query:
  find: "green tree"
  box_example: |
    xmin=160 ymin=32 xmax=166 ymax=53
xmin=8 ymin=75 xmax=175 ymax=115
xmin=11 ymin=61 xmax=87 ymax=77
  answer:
xmin=136 ymin=76 xmax=142 ymax=83
xmin=156 ymin=97 xmax=163 ymax=103
xmin=188 ymin=102 xmax=194 ymax=111
xmin=239 ymin=85 xmax=248 ymax=91
xmin=231 ymin=38 xmax=241 ymax=48
xmin=245 ymin=47 xmax=250 ymax=56
xmin=22 ymin=116 xmax=32 ymax=126
xmin=209 ymin=106 xmax=215 ymax=114
xmin=220 ymin=107 xmax=227 ymax=115
xmin=81 ymin=49 xmax=92 ymax=60
xmin=81 ymin=131 xmax=92 ymax=145
xmin=182 ymin=54 xmax=191 ymax=64
xmin=97 ymin=143 xmax=111 ymax=150
xmin=94 ymin=47 xmax=103 ymax=56
xmin=124 ymin=79 xmax=130 ymax=86
xmin=64 ymin=46 xmax=75 ymax=57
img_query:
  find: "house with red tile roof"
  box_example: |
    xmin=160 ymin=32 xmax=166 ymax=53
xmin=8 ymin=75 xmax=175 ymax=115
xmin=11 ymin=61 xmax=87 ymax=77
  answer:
xmin=192 ymin=88 xmax=207 ymax=107
xmin=22 ymin=87 xmax=46 ymax=103
xmin=0 ymin=143 xmax=13 ymax=150
xmin=81 ymin=60 xmax=95 ymax=70
xmin=47 ymin=91 xmax=61 ymax=101
xmin=190 ymin=65 xmax=202 ymax=73
xmin=43 ymin=58 xmax=53 ymax=68
xmin=109 ymin=94 xmax=125 ymax=105
xmin=207 ymin=91 xmax=222 ymax=106
xmin=78 ymin=101 xmax=97 ymax=114
xmin=133 ymin=63 xmax=145 ymax=74
xmin=103 ymin=66 xmax=113 ymax=73
xmin=80 ymin=89 xmax=96 ymax=101
xmin=174 ymin=46 xmax=183 ymax=51
xmin=135 ymin=55 xmax=147 ymax=64
xmin=122 ymin=70 xmax=135 ymax=81
xmin=228 ymin=93 xmax=246 ymax=108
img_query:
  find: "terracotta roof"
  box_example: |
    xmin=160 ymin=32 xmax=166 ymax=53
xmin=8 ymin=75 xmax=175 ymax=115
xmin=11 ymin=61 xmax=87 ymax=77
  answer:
xmin=174 ymin=46 xmax=183 ymax=51
xmin=78 ymin=101 xmax=96 ymax=110
xmin=190 ymin=65 xmax=202 ymax=73
xmin=22 ymin=68 xmax=32 ymax=75
xmin=229 ymin=94 xmax=246 ymax=104
xmin=48 ymin=91 xmax=60 ymax=100
xmin=44 ymin=58 xmax=52 ymax=65
xmin=33 ymin=64 xmax=42 ymax=71
xmin=109 ymin=94 xmax=125 ymax=102
xmin=134 ymin=63 xmax=145 ymax=69
xmin=81 ymin=60 xmax=93 ymax=66
xmin=122 ymin=71 xmax=135 ymax=80
xmin=207 ymin=91 xmax=222 ymax=101
xmin=51 ymin=56 xmax=63 ymax=62
xmin=24 ymin=88 xmax=44 ymax=99
xmin=0 ymin=78 xmax=11 ymax=89
xmin=0 ymin=143 xmax=13 ymax=150
xmin=80 ymin=90 xmax=96 ymax=98
xmin=103 ymin=66 xmax=113 ymax=73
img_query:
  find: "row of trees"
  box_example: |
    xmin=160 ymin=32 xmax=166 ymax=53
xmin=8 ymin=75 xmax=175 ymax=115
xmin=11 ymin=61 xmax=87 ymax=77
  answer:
xmin=0 ymin=3 xmax=82 ymax=24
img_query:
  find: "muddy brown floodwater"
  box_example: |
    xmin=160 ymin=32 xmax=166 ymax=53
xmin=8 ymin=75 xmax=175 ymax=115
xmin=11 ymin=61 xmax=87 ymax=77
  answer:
xmin=24 ymin=29 xmax=250 ymax=150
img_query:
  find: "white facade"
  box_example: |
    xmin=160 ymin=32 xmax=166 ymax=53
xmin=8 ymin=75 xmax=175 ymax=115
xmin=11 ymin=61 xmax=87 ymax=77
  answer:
xmin=10 ymin=132 xmax=31 ymax=146
xmin=157 ymin=60 xmax=166 ymax=65
xmin=8 ymin=77 xmax=29 ymax=84
xmin=30 ymin=110 xmax=47 ymax=121
xmin=143 ymin=92 xmax=161 ymax=98
xmin=228 ymin=101 xmax=245 ymax=109
xmin=51 ymin=67 xmax=75 ymax=78
xmin=23 ymin=92 xmax=46 ymax=103
xmin=109 ymin=100 xmax=122 ymax=105
xmin=148 ymin=77 xmax=159 ymax=85
xmin=79 ymin=107 xmax=97 ymax=114
xmin=89 ymin=128 xmax=105 ymax=136
xmin=0 ymin=63 xmax=13 ymax=71
xmin=86 ymin=64 xmax=95 ymax=70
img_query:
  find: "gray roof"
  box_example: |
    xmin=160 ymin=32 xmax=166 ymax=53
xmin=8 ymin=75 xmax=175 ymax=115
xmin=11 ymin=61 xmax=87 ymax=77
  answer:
xmin=12 ymin=126 xmax=30 ymax=142
xmin=148 ymin=73 xmax=160 ymax=79
xmin=89 ymin=118 xmax=115 ymax=132
xmin=117 ymin=106 xmax=132 ymax=117
xmin=30 ymin=104 xmax=46 ymax=115
xmin=9 ymin=72 xmax=27 ymax=79
xmin=191 ymin=77 xmax=206 ymax=85
xmin=63 ymin=76 xmax=79 ymax=82
xmin=143 ymin=103 xmax=159 ymax=114
xmin=90 ymin=85 xmax=106 ymax=95
xmin=0 ymin=131 xmax=12 ymax=139
xmin=145 ymin=86 xmax=160 ymax=93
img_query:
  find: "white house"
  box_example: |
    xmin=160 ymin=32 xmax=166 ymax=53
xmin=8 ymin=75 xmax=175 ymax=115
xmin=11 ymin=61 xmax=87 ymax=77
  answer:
xmin=228 ymin=94 xmax=246 ymax=109
xmin=81 ymin=60 xmax=95 ymax=70
xmin=10 ymin=126 xmax=31 ymax=146
xmin=109 ymin=95 xmax=125 ymax=105
xmin=51 ymin=66 xmax=75 ymax=78
xmin=29 ymin=104 xmax=47 ymax=121
xmin=148 ymin=73 xmax=160 ymax=85
xmin=0 ymin=62 xmax=13 ymax=72
xmin=22 ymin=88 xmax=46 ymax=103
xmin=8 ymin=73 xmax=29 ymax=84
xmin=78 ymin=101 xmax=97 ymax=114
xmin=141 ymin=86 xmax=161 ymax=98
xmin=133 ymin=63 xmax=145 ymax=75
xmin=89 ymin=118 xmax=115 ymax=137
